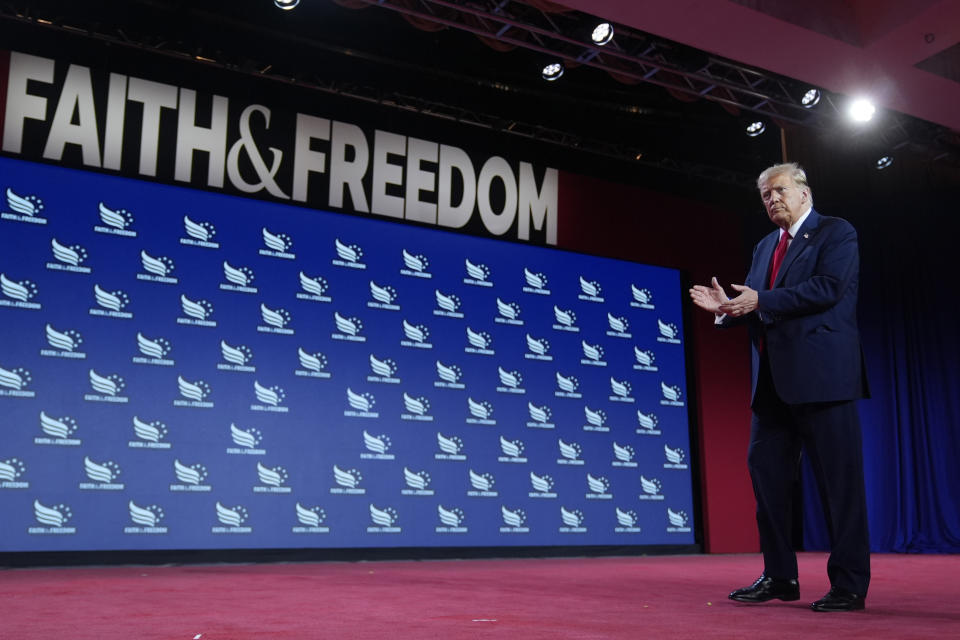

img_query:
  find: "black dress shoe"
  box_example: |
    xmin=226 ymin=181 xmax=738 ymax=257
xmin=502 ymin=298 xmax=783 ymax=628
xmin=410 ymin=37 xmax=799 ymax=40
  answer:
xmin=810 ymin=587 xmax=865 ymax=612
xmin=729 ymin=575 xmax=800 ymax=603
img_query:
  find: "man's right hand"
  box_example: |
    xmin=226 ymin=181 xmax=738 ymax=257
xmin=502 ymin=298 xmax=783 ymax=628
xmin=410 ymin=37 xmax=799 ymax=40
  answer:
xmin=689 ymin=277 xmax=730 ymax=315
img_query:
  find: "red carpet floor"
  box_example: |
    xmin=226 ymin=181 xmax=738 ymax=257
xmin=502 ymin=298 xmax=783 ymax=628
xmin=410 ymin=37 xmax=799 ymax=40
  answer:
xmin=1 ymin=552 xmax=958 ymax=639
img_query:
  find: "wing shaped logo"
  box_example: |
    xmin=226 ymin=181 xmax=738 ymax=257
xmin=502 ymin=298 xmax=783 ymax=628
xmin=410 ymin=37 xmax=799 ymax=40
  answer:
xmin=263 ymin=227 xmax=292 ymax=252
xmin=437 ymin=505 xmax=464 ymax=526
xmin=561 ymin=506 xmax=583 ymax=527
xmin=184 ymin=215 xmax=215 ymax=241
xmin=437 ymin=432 xmax=463 ymax=455
xmin=369 ymin=504 xmax=397 ymax=526
xmin=98 ymin=202 xmax=133 ymax=229
xmin=501 ymin=506 xmax=525 ymax=527
xmin=1 ymin=274 xmax=37 ymax=301
xmin=5 ymin=188 xmax=44 ymax=216
xmin=51 ymin=238 xmax=87 ymax=265
xmin=402 ymin=249 xmax=427 ymax=272
xmin=465 ymin=259 xmax=489 ymax=281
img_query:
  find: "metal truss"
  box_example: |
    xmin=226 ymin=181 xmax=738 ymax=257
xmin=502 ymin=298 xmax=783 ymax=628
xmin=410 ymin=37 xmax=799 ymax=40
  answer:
xmin=350 ymin=0 xmax=959 ymax=166
xmin=1 ymin=0 xmax=955 ymax=177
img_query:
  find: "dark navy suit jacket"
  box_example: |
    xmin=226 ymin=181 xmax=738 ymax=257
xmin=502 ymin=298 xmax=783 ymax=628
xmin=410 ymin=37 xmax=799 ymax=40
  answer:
xmin=722 ymin=209 xmax=869 ymax=406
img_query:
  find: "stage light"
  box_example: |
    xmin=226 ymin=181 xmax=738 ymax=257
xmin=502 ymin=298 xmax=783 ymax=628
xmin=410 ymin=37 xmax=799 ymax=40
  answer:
xmin=848 ymin=98 xmax=876 ymax=123
xmin=274 ymin=0 xmax=299 ymax=10
xmin=542 ymin=62 xmax=564 ymax=81
xmin=591 ymin=23 xmax=614 ymax=46
xmin=745 ymin=121 xmax=766 ymax=137
xmin=875 ymin=155 xmax=893 ymax=170
xmin=801 ymin=88 xmax=821 ymax=108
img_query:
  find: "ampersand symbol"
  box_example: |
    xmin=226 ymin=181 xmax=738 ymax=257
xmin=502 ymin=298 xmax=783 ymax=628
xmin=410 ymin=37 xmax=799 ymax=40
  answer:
xmin=227 ymin=104 xmax=290 ymax=199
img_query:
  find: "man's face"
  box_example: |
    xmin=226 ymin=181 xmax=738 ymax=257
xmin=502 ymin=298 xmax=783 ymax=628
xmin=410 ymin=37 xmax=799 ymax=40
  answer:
xmin=759 ymin=173 xmax=809 ymax=229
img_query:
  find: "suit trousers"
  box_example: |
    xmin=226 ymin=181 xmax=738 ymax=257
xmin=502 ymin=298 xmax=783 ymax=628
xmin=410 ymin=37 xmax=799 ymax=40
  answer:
xmin=749 ymin=352 xmax=871 ymax=597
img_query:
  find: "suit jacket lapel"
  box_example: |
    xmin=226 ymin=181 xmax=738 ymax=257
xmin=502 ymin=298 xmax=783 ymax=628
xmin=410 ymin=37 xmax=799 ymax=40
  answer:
xmin=754 ymin=230 xmax=779 ymax=289
xmin=772 ymin=209 xmax=820 ymax=288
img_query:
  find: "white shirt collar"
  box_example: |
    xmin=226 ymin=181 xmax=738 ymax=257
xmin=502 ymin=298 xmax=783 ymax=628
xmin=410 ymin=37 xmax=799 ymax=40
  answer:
xmin=783 ymin=206 xmax=812 ymax=240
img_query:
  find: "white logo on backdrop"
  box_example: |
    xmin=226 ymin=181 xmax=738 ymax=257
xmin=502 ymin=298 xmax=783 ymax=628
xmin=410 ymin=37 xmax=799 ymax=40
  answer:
xmin=261 ymin=227 xmax=295 ymax=258
xmin=634 ymin=347 xmax=658 ymax=371
xmin=465 ymin=327 xmax=493 ymax=355
xmin=466 ymin=397 xmax=495 ymax=425
xmin=402 ymin=392 xmax=432 ymax=421
xmin=586 ymin=473 xmax=612 ymax=499
xmin=1 ymin=273 xmax=40 ymax=310
xmin=436 ymin=505 xmax=467 ymax=532
xmin=435 ymin=432 xmax=466 ymax=460
xmin=139 ymin=250 xmax=177 ymax=283
xmin=37 ymin=411 xmax=80 ymax=444
xmin=657 ymin=319 xmax=681 ymax=343
xmin=178 ymin=294 xmax=214 ymax=326
xmin=557 ymin=439 xmax=584 ymax=465
xmin=522 ymin=267 xmax=550 ymax=294
xmin=637 ymin=410 xmax=661 ymax=435
xmin=181 ymin=215 xmax=218 ymax=247
xmin=584 ymin=406 xmax=608 ymax=432
xmin=580 ymin=340 xmax=606 ymax=366
xmin=259 ymin=303 xmax=293 ymax=334
xmin=468 ymin=469 xmax=497 ymax=496
xmin=95 ymin=202 xmax=136 ymax=236
xmin=555 ymin=371 xmax=581 ymax=398
xmin=434 ymin=289 xmax=463 ymax=317
xmin=612 ymin=442 xmax=637 ymax=468
xmin=498 ymin=435 xmax=527 ymax=463
xmin=560 ymin=507 xmax=586 ymax=532
xmin=499 ymin=505 xmax=528 ymax=532
xmin=402 ymin=467 xmax=434 ymax=495
xmin=495 ymin=297 xmax=523 ymax=325
xmin=297 ymin=271 xmax=331 ymax=302
xmin=609 ymin=377 xmax=635 ymax=403
xmin=400 ymin=319 xmax=431 ymax=348
xmin=525 ymin=334 xmax=552 ymax=361
xmin=48 ymin=238 xmax=91 ymax=273
xmin=529 ymin=471 xmax=556 ymax=496
xmin=221 ymin=261 xmax=256 ymax=292
xmin=631 ymin=284 xmax=655 ymax=309
xmin=497 ymin=366 xmax=524 ymax=394
xmin=434 ymin=360 xmax=464 ymax=388
xmin=464 ymin=258 xmax=492 ymax=286
xmin=296 ymin=348 xmax=330 ymax=378
xmin=361 ymin=430 xmax=394 ymax=460
xmin=3 ymin=187 xmax=46 ymax=223
xmin=130 ymin=416 xmax=170 ymax=449
xmin=552 ymin=305 xmax=578 ymax=332
xmin=578 ymin=276 xmax=603 ymax=302
xmin=606 ymin=312 xmax=632 ymax=338
xmin=332 ymin=238 xmax=364 ymax=268
xmin=661 ymin=382 xmax=684 ymax=406
xmin=401 ymin=249 xmax=431 ymax=278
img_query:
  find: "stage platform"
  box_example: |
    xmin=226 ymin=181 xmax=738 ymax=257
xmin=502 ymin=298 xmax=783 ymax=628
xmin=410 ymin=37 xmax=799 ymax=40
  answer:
xmin=2 ymin=551 xmax=957 ymax=638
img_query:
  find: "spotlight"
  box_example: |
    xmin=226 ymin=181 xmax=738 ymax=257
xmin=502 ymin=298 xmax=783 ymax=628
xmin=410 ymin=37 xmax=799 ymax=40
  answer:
xmin=542 ymin=62 xmax=564 ymax=82
xmin=274 ymin=0 xmax=299 ymax=10
xmin=801 ymin=88 xmax=821 ymax=108
xmin=848 ymin=98 xmax=876 ymax=123
xmin=875 ymin=155 xmax=893 ymax=170
xmin=591 ymin=23 xmax=614 ymax=46
xmin=745 ymin=121 xmax=766 ymax=137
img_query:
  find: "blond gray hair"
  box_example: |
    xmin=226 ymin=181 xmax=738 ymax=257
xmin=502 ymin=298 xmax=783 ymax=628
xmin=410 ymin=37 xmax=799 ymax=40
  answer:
xmin=757 ymin=162 xmax=813 ymax=207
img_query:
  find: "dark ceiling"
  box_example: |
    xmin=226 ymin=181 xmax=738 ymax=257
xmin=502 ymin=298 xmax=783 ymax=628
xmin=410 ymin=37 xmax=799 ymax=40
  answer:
xmin=2 ymin=0 xmax=958 ymax=203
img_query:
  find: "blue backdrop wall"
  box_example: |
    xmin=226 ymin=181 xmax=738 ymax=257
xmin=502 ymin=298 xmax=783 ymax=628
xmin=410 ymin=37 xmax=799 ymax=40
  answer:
xmin=0 ymin=156 xmax=696 ymax=551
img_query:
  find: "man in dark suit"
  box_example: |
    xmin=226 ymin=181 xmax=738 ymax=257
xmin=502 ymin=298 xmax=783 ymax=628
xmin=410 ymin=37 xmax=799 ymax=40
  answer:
xmin=690 ymin=162 xmax=870 ymax=612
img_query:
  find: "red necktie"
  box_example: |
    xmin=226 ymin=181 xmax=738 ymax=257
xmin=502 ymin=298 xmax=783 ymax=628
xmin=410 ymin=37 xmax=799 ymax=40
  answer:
xmin=768 ymin=232 xmax=791 ymax=288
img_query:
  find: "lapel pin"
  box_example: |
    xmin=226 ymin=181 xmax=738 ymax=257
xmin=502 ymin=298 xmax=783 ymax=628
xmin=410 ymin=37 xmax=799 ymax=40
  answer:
xmin=803 ymin=233 xmax=809 ymax=239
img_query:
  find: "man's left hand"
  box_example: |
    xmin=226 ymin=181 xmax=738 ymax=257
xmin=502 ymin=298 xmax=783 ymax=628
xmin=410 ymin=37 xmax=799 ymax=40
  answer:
xmin=718 ymin=284 xmax=758 ymax=317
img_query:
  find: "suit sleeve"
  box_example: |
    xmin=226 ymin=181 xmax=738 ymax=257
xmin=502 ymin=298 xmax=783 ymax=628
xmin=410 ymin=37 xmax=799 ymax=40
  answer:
xmin=756 ymin=220 xmax=858 ymax=321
